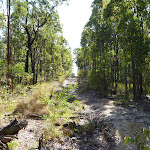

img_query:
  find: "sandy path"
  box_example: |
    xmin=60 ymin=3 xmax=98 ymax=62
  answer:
xmin=65 ymin=77 xmax=150 ymax=150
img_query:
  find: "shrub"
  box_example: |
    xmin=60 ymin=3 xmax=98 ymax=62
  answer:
xmin=124 ymin=127 xmax=150 ymax=150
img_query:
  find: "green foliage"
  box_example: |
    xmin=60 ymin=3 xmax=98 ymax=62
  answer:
xmin=55 ymin=88 xmax=71 ymax=102
xmin=75 ymin=0 xmax=150 ymax=99
xmin=22 ymin=73 xmax=33 ymax=85
xmin=41 ymin=87 xmax=83 ymax=141
xmin=13 ymin=62 xmax=25 ymax=77
xmin=13 ymin=62 xmax=25 ymax=84
xmin=124 ymin=127 xmax=150 ymax=150
xmin=0 ymin=94 xmax=18 ymax=119
xmin=77 ymin=70 xmax=91 ymax=92
xmin=7 ymin=140 xmax=18 ymax=150
xmin=42 ymin=87 xmax=81 ymax=122
xmin=73 ymin=100 xmax=81 ymax=106
xmin=0 ymin=81 xmax=82 ymax=149
xmin=88 ymin=70 xmax=106 ymax=91
xmin=0 ymin=13 xmax=6 ymax=28
xmin=59 ymin=75 xmax=67 ymax=84
xmin=0 ymin=0 xmax=72 ymax=87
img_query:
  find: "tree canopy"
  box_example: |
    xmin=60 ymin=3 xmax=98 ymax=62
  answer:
xmin=0 ymin=0 xmax=72 ymax=86
xmin=75 ymin=0 xmax=150 ymax=100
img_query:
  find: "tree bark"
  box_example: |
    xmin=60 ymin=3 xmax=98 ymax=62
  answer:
xmin=139 ymin=72 xmax=143 ymax=97
xmin=25 ymin=50 xmax=29 ymax=72
xmin=125 ymin=64 xmax=128 ymax=96
xmin=31 ymin=48 xmax=36 ymax=84
xmin=131 ymin=49 xmax=136 ymax=100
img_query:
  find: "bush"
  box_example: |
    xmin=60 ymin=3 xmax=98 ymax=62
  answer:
xmin=124 ymin=127 xmax=150 ymax=150
xmin=13 ymin=62 xmax=25 ymax=84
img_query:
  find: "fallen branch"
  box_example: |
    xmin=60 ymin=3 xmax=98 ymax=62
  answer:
xmin=38 ymin=134 xmax=47 ymax=150
xmin=0 ymin=118 xmax=28 ymax=149
xmin=29 ymin=134 xmax=47 ymax=150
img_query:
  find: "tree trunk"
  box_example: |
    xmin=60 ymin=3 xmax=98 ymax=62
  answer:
xmin=139 ymin=73 xmax=143 ymax=97
xmin=51 ymin=55 xmax=54 ymax=79
xmin=116 ymin=41 xmax=119 ymax=82
xmin=31 ymin=48 xmax=36 ymax=84
xmin=125 ymin=64 xmax=128 ymax=96
xmin=114 ymin=36 xmax=118 ymax=92
xmin=131 ymin=49 xmax=136 ymax=100
xmin=111 ymin=60 xmax=114 ymax=89
xmin=104 ymin=58 xmax=107 ymax=96
xmin=128 ymin=64 xmax=131 ymax=91
xmin=25 ymin=50 xmax=29 ymax=72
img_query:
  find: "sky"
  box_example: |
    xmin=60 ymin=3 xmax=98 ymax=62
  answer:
xmin=57 ymin=0 xmax=93 ymax=76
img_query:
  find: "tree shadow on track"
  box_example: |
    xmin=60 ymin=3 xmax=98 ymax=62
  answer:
xmin=75 ymin=90 xmax=150 ymax=150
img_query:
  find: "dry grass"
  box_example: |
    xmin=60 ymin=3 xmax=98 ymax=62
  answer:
xmin=12 ymin=83 xmax=53 ymax=118
xmin=0 ymin=79 xmax=86 ymax=150
xmin=11 ymin=81 xmax=65 ymax=119
xmin=0 ymin=80 xmax=81 ymax=122
xmin=13 ymin=100 xmax=28 ymax=114
xmin=1 ymin=80 xmax=80 ymax=117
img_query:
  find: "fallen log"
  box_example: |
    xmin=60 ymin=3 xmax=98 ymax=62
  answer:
xmin=0 ymin=135 xmax=17 ymax=144
xmin=0 ymin=118 xmax=28 ymax=149
xmin=0 ymin=118 xmax=28 ymax=136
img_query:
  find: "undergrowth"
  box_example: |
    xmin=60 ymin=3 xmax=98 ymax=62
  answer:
xmin=125 ymin=125 xmax=150 ymax=150
xmin=0 ymin=80 xmax=83 ymax=148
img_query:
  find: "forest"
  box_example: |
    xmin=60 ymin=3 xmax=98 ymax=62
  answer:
xmin=75 ymin=0 xmax=150 ymax=100
xmin=0 ymin=0 xmax=72 ymax=88
xmin=0 ymin=0 xmax=150 ymax=149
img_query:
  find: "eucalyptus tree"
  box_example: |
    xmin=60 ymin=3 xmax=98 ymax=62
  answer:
xmin=76 ymin=0 xmax=116 ymax=93
xmin=106 ymin=0 xmax=150 ymax=99
xmin=76 ymin=0 xmax=149 ymax=99
xmin=0 ymin=0 xmax=73 ymax=86
xmin=9 ymin=0 xmax=70 ymax=84
xmin=0 ymin=11 xmax=7 ymax=85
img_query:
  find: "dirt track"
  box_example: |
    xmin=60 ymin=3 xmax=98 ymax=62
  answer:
xmin=1 ymin=77 xmax=149 ymax=150
xmin=64 ymin=77 xmax=150 ymax=150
